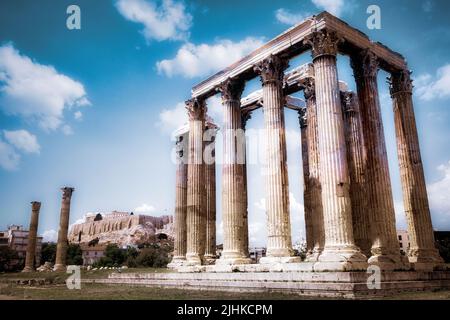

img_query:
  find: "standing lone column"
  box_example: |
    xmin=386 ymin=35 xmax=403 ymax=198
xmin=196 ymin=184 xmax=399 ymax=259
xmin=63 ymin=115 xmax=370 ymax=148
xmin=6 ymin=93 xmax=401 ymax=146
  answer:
xmin=303 ymin=78 xmax=325 ymax=261
xmin=351 ymin=50 xmax=404 ymax=270
xmin=389 ymin=69 xmax=443 ymax=270
xmin=341 ymin=91 xmax=371 ymax=257
xmin=217 ymin=78 xmax=251 ymax=265
xmin=254 ymin=55 xmax=300 ymax=263
xmin=54 ymin=187 xmax=74 ymax=272
xmin=204 ymin=122 xmax=218 ymax=264
xmin=185 ymin=99 xmax=207 ymax=265
xmin=168 ymin=132 xmax=189 ymax=268
xmin=305 ymin=30 xmax=367 ymax=271
xmin=23 ymin=201 xmax=41 ymax=272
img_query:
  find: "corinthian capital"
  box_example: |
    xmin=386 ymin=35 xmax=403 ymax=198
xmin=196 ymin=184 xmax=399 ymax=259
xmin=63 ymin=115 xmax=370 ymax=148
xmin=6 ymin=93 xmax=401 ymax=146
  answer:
xmin=241 ymin=109 xmax=252 ymax=129
xmin=31 ymin=201 xmax=41 ymax=211
xmin=341 ymin=91 xmax=357 ymax=114
xmin=388 ymin=69 xmax=413 ymax=96
xmin=298 ymin=107 xmax=307 ymax=129
xmin=303 ymin=77 xmax=316 ymax=101
xmin=185 ymin=98 xmax=206 ymax=121
xmin=351 ymin=49 xmax=379 ymax=80
xmin=304 ymin=30 xmax=341 ymax=60
xmin=61 ymin=187 xmax=74 ymax=199
xmin=218 ymin=77 xmax=245 ymax=103
xmin=253 ymin=55 xmax=289 ymax=85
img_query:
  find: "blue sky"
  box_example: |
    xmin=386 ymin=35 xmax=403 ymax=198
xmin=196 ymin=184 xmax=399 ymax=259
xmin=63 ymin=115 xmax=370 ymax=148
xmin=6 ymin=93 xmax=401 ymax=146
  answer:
xmin=1 ymin=0 xmax=449 ymax=246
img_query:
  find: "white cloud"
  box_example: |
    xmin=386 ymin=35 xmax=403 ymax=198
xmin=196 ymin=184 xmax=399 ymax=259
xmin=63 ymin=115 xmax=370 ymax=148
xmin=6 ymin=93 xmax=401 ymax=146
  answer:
xmin=115 ymin=0 xmax=192 ymax=41
xmin=61 ymin=124 xmax=73 ymax=136
xmin=0 ymin=44 xmax=90 ymax=131
xmin=428 ymin=161 xmax=450 ymax=226
xmin=156 ymin=37 xmax=264 ymax=78
xmin=42 ymin=229 xmax=57 ymax=243
xmin=0 ymin=139 xmax=20 ymax=171
xmin=3 ymin=130 xmax=40 ymax=154
xmin=134 ymin=203 xmax=156 ymax=214
xmin=415 ymin=64 xmax=450 ymax=101
xmin=158 ymin=102 xmax=188 ymax=134
xmin=312 ymin=0 xmax=345 ymax=17
xmin=275 ymin=8 xmax=310 ymax=25
xmin=74 ymin=111 xmax=83 ymax=121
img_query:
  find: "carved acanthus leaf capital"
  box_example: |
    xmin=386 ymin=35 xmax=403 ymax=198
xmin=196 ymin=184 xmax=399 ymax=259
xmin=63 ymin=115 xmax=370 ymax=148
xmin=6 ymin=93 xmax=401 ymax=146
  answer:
xmin=241 ymin=109 xmax=252 ymax=129
xmin=298 ymin=107 xmax=307 ymax=129
xmin=185 ymin=98 xmax=206 ymax=121
xmin=61 ymin=187 xmax=74 ymax=199
xmin=31 ymin=201 xmax=41 ymax=211
xmin=388 ymin=69 xmax=414 ymax=96
xmin=253 ymin=55 xmax=289 ymax=85
xmin=341 ymin=91 xmax=357 ymax=113
xmin=304 ymin=30 xmax=341 ymax=60
xmin=351 ymin=49 xmax=379 ymax=80
xmin=303 ymin=77 xmax=316 ymax=101
xmin=218 ymin=77 xmax=245 ymax=103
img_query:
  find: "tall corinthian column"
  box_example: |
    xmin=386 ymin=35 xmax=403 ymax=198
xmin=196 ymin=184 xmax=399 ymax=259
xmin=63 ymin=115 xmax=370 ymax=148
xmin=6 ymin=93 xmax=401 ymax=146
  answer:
xmin=389 ymin=69 xmax=443 ymax=271
xmin=351 ymin=50 xmax=405 ymax=270
xmin=54 ymin=187 xmax=74 ymax=272
xmin=168 ymin=132 xmax=188 ymax=269
xmin=303 ymin=78 xmax=324 ymax=261
xmin=217 ymin=78 xmax=251 ymax=265
xmin=341 ymin=91 xmax=371 ymax=257
xmin=204 ymin=122 xmax=218 ymax=264
xmin=185 ymin=99 xmax=207 ymax=266
xmin=305 ymin=30 xmax=367 ymax=271
xmin=254 ymin=55 xmax=300 ymax=263
xmin=23 ymin=201 xmax=41 ymax=272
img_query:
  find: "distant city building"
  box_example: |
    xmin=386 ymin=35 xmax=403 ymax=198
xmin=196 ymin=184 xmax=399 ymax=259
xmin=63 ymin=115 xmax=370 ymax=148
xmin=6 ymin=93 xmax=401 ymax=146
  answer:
xmin=0 ymin=225 xmax=42 ymax=268
xmin=249 ymin=247 xmax=266 ymax=263
xmin=397 ymin=230 xmax=410 ymax=255
xmin=80 ymin=244 xmax=106 ymax=266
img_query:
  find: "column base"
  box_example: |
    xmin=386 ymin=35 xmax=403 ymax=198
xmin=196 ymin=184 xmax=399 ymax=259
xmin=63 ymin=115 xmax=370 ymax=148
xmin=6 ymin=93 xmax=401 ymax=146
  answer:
xmin=313 ymin=246 xmax=368 ymax=271
xmin=167 ymin=257 xmax=186 ymax=269
xmin=185 ymin=253 xmax=203 ymax=266
xmin=203 ymin=255 xmax=218 ymax=265
xmin=305 ymin=249 xmax=323 ymax=262
xmin=22 ymin=266 xmax=34 ymax=273
xmin=217 ymin=251 xmax=252 ymax=265
xmin=408 ymin=248 xmax=445 ymax=271
xmin=259 ymin=256 xmax=301 ymax=264
xmin=368 ymin=253 xmax=409 ymax=271
xmin=53 ymin=264 xmax=66 ymax=272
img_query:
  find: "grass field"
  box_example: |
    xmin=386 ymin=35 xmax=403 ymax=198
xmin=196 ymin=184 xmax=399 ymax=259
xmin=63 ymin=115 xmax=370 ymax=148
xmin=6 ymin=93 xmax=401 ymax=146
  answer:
xmin=1 ymin=269 xmax=450 ymax=300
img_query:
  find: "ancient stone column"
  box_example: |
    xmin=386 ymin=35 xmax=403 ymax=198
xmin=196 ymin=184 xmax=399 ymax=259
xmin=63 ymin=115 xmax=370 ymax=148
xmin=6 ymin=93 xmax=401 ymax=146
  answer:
xmin=303 ymin=78 xmax=325 ymax=262
xmin=305 ymin=30 xmax=367 ymax=271
xmin=204 ymin=123 xmax=217 ymax=264
xmin=241 ymin=111 xmax=251 ymax=258
xmin=351 ymin=50 xmax=404 ymax=270
xmin=341 ymin=91 xmax=371 ymax=257
xmin=22 ymin=201 xmax=41 ymax=272
xmin=185 ymin=99 xmax=207 ymax=265
xmin=389 ymin=69 xmax=443 ymax=270
xmin=298 ymin=107 xmax=314 ymax=257
xmin=54 ymin=187 xmax=74 ymax=272
xmin=254 ymin=55 xmax=300 ymax=263
xmin=168 ymin=133 xmax=188 ymax=268
xmin=217 ymin=78 xmax=251 ymax=265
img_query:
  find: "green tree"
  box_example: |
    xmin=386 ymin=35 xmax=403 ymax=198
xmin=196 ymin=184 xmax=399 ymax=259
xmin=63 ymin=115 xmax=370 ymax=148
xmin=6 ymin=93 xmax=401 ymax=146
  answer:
xmin=0 ymin=246 xmax=18 ymax=272
xmin=66 ymin=243 xmax=83 ymax=265
xmin=41 ymin=242 xmax=57 ymax=264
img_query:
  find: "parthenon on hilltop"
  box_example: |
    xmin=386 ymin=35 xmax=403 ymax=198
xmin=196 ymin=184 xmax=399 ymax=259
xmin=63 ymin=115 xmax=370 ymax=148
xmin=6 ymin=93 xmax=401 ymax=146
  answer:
xmin=168 ymin=11 xmax=445 ymax=273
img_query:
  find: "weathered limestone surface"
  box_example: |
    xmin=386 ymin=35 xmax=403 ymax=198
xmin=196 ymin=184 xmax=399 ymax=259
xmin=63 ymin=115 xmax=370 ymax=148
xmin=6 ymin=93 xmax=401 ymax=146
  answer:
xmin=306 ymin=30 xmax=367 ymax=271
xmin=168 ymin=133 xmax=189 ymax=268
xmin=23 ymin=201 xmax=41 ymax=272
xmin=351 ymin=50 xmax=404 ymax=270
xmin=389 ymin=70 xmax=444 ymax=271
xmin=54 ymin=187 xmax=74 ymax=272
xmin=204 ymin=124 xmax=217 ymax=264
xmin=303 ymin=78 xmax=325 ymax=261
xmin=185 ymin=99 xmax=207 ymax=266
xmin=341 ymin=92 xmax=372 ymax=257
xmin=217 ymin=78 xmax=251 ymax=265
xmin=254 ymin=55 xmax=299 ymax=264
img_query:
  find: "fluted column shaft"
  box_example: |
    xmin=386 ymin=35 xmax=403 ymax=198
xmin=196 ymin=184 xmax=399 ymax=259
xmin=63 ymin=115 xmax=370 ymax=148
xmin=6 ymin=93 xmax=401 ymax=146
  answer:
xmin=341 ymin=92 xmax=371 ymax=257
xmin=185 ymin=99 xmax=207 ymax=265
xmin=254 ymin=55 xmax=299 ymax=263
xmin=218 ymin=78 xmax=251 ymax=265
xmin=304 ymin=79 xmax=325 ymax=261
xmin=204 ymin=126 xmax=217 ymax=262
xmin=54 ymin=187 xmax=74 ymax=271
xmin=242 ymin=112 xmax=251 ymax=258
xmin=351 ymin=50 xmax=404 ymax=270
xmin=389 ymin=70 xmax=443 ymax=270
xmin=306 ymin=30 xmax=366 ymax=270
xmin=23 ymin=201 xmax=41 ymax=272
xmin=169 ymin=133 xmax=188 ymax=268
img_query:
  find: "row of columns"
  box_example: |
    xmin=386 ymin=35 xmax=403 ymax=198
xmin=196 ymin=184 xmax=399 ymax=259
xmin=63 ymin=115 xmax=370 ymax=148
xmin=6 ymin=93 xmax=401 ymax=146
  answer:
xmin=171 ymin=28 xmax=442 ymax=271
xmin=22 ymin=187 xmax=74 ymax=272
